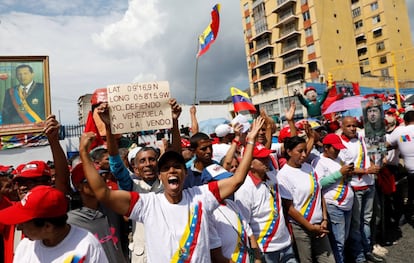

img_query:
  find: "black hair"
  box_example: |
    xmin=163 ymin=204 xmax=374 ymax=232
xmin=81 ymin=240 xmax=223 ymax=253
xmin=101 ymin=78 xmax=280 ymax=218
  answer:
xmin=404 ymin=110 xmax=414 ymax=123
xmin=90 ymin=148 xmax=108 ymax=162
xmin=32 ymin=214 xmax=68 ymax=228
xmin=16 ymin=64 xmax=33 ymax=73
xmin=283 ymin=136 xmax=306 ymax=159
xmin=190 ymin=132 xmax=210 ymax=149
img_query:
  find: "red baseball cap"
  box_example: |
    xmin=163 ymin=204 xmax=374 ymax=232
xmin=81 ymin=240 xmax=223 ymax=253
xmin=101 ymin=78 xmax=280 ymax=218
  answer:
xmin=304 ymin=86 xmax=316 ymax=95
xmin=13 ymin=161 xmax=51 ymax=181
xmin=0 ymin=185 xmax=68 ymax=225
xmin=90 ymin=88 xmax=108 ymax=106
xmin=70 ymin=160 xmax=86 ymax=186
xmin=253 ymin=143 xmax=274 ymax=158
xmin=322 ymin=133 xmax=346 ymax=150
xmin=278 ymin=126 xmax=292 ymax=143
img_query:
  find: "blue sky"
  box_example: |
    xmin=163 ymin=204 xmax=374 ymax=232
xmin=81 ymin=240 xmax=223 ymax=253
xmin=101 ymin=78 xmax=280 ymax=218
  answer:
xmin=0 ymin=0 xmax=413 ymax=124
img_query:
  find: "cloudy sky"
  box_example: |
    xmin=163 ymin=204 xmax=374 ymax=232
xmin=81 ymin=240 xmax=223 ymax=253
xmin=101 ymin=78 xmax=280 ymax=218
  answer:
xmin=0 ymin=0 xmax=413 ymax=124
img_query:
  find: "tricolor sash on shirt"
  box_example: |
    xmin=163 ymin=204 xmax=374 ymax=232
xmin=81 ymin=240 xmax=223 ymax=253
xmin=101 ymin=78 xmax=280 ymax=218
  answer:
xmin=171 ymin=201 xmax=203 ymax=263
xmin=356 ymin=137 xmax=366 ymax=180
xmin=9 ymin=87 xmax=42 ymax=123
xmin=300 ymin=171 xmax=320 ymax=221
xmin=258 ymin=183 xmax=281 ymax=252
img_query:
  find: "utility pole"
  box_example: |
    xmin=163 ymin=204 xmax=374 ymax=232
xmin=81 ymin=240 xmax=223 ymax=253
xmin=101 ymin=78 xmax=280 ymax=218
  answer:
xmin=391 ymin=52 xmax=402 ymax=108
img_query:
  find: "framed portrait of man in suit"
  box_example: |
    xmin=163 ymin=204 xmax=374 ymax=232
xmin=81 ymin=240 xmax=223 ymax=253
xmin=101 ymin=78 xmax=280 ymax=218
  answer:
xmin=0 ymin=56 xmax=51 ymax=135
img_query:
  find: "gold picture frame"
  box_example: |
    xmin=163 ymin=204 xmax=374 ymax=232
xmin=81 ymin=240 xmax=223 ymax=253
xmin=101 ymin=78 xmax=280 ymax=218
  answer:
xmin=0 ymin=56 xmax=51 ymax=135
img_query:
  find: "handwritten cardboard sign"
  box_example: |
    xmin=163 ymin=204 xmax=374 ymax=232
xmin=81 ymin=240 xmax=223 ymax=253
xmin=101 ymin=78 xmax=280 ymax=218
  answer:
xmin=107 ymin=81 xmax=172 ymax=134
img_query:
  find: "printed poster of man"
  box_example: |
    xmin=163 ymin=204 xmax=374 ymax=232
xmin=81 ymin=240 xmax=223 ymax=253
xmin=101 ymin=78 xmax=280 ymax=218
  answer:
xmin=0 ymin=56 xmax=51 ymax=135
xmin=362 ymin=98 xmax=387 ymax=165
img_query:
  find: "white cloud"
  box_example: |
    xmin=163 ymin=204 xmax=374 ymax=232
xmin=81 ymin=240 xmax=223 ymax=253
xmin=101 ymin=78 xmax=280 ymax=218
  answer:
xmin=92 ymin=0 xmax=166 ymax=52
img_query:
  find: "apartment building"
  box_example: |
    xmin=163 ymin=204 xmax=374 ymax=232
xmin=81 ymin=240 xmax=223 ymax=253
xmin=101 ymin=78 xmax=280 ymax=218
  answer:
xmin=240 ymin=0 xmax=414 ymax=117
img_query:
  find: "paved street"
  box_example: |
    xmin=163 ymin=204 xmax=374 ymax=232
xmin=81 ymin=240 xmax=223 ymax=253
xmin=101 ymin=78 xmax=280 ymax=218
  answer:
xmin=383 ymin=222 xmax=414 ymax=263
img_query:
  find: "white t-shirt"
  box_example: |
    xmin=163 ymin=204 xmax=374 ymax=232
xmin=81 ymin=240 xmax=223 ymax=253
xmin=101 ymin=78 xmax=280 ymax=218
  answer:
xmin=212 ymin=143 xmax=231 ymax=163
xmin=278 ymin=163 xmax=324 ymax=224
xmin=209 ymin=199 xmax=253 ymax=263
xmin=385 ymin=133 xmax=400 ymax=166
xmin=128 ymin=183 xmax=220 ymax=262
xmin=388 ymin=124 xmax=414 ymax=173
xmin=13 ymin=225 xmax=108 ymax=263
xmin=235 ymin=172 xmax=291 ymax=253
xmin=338 ymin=133 xmax=375 ymax=187
xmin=312 ymin=155 xmax=354 ymax=211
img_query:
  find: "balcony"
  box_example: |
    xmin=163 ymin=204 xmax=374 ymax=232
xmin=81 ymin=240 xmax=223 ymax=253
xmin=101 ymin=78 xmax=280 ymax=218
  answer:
xmin=250 ymin=29 xmax=271 ymax=41
xmin=275 ymin=10 xmax=298 ymax=27
xmin=252 ymin=39 xmax=273 ymax=55
xmin=280 ymin=42 xmax=303 ymax=57
xmin=280 ymin=56 xmax=305 ymax=74
xmin=272 ymin=0 xmax=296 ymax=13
xmin=252 ymin=0 xmax=264 ymax=10
xmin=254 ymin=71 xmax=277 ymax=83
xmin=254 ymin=54 xmax=276 ymax=69
xmin=276 ymin=24 xmax=300 ymax=43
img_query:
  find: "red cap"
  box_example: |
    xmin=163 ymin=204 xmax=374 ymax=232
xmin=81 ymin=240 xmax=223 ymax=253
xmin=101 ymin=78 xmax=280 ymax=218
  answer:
xmin=181 ymin=138 xmax=191 ymax=148
xmin=0 ymin=165 xmax=13 ymax=174
xmin=278 ymin=125 xmax=291 ymax=143
xmin=90 ymin=88 xmax=108 ymax=106
xmin=253 ymin=143 xmax=274 ymax=158
xmin=322 ymin=133 xmax=346 ymax=150
xmin=0 ymin=185 xmax=68 ymax=225
xmin=13 ymin=161 xmax=51 ymax=181
xmin=304 ymin=86 xmax=316 ymax=95
xmin=70 ymin=161 xmax=86 ymax=186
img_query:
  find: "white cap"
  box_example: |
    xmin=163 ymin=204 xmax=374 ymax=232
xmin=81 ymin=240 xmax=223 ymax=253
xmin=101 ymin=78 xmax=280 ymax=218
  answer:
xmin=215 ymin=124 xmax=233 ymax=137
xmin=128 ymin=146 xmax=142 ymax=166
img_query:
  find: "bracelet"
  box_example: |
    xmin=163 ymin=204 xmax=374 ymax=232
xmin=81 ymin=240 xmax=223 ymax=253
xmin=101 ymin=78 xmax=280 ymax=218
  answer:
xmin=246 ymin=141 xmax=255 ymax=145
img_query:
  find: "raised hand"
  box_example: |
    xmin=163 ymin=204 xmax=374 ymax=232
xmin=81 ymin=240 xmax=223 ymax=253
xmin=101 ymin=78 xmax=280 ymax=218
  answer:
xmin=169 ymin=98 xmax=182 ymax=120
xmin=285 ymin=100 xmax=296 ymax=122
xmin=246 ymin=116 xmax=265 ymax=142
xmin=80 ymin=132 xmax=97 ymax=152
xmin=43 ymin=115 xmax=60 ymax=139
xmin=96 ymin=102 xmax=111 ymax=127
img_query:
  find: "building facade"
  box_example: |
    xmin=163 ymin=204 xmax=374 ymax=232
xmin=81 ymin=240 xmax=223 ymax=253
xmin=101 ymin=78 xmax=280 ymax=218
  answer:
xmin=239 ymin=0 xmax=414 ymax=117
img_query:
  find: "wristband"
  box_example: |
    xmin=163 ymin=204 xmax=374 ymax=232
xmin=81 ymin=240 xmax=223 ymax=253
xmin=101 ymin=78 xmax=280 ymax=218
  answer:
xmin=246 ymin=141 xmax=255 ymax=145
xmin=232 ymin=139 xmax=241 ymax=146
xmin=322 ymin=218 xmax=328 ymax=222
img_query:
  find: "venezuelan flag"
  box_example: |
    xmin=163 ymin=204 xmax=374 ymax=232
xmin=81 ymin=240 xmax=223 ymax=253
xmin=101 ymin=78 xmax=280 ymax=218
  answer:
xmin=196 ymin=4 xmax=221 ymax=58
xmin=231 ymin=87 xmax=257 ymax=114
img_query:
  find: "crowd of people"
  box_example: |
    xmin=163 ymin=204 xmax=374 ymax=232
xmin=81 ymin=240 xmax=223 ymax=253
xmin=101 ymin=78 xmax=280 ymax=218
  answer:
xmin=0 ymin=91 xmax=413 ymax=263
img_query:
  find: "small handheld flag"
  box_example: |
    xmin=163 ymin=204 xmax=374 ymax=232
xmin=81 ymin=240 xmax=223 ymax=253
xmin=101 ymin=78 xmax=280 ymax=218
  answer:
xmin=231 ymin=87 xmax=257 ymax=114
xmin=196 ymin=4 xmax=221 ymax=58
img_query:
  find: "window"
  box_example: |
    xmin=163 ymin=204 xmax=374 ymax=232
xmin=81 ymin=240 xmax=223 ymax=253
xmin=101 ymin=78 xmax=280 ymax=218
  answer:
xmin=305 ymin=27 xmax=313 ymax=37
xmin=303 ymin=11 xmax=310 ymax=21
xmin=245 ymin=16 xmax=250 ymax=24
xmin=246 ymin=28 xmax=252 ymax=38
xmin=371 ymin=2 xmax=378 ymax=11
xmin=307 ymin=44 xmax=315 ymax=54
xmin=380 ymin=56 xmax=387 ymax=64
xmin=372 ymin=15 xmax=381 ymax=24
xmin=376 ymin=41 xmax=385 ymax=51
xmin=352 ymin=7 xmax=361 ymax=18
xmin=354 ymin=20 xmax=363 ymax=30
xmin=373 ymin=28 xmax=382 ymax=37
xmin=381 ymin=68 xmax=389 ymax=77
